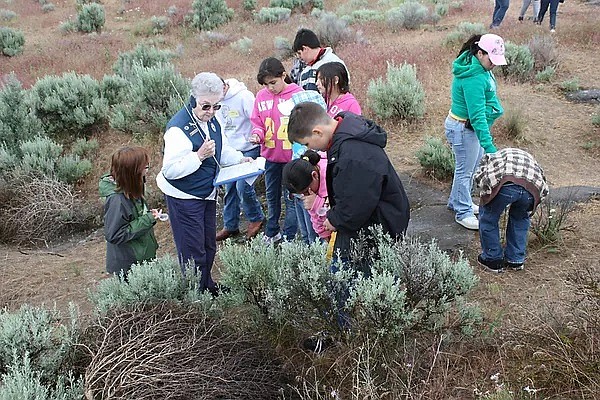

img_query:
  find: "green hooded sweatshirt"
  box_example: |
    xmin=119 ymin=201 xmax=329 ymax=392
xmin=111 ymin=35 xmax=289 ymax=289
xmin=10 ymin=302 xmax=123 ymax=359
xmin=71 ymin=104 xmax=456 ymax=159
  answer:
xmin=450 ymin=51 xmax=504 ymax=153
xmin=99 ymin=173 xmax=158 ymax=276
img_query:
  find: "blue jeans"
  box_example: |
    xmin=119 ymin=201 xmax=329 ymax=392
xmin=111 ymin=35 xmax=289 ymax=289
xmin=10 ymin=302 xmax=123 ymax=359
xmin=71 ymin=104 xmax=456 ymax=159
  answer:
xmin=479 ymin=184 xmax=534 ymax=264
xmin=295 ymin=198 xmax=318 ymax=244
xmin=445 ymin=116 xmax=483 ymax=220
xmin=222 ymin=147 xmax=264 ymax=231
xmin=264 ymin=160 xmax=297 ymax=239
xmin=492 ymin=0 xmax=510 ymax=26
xmin=538 ymin=0 xmax=560 ymax=28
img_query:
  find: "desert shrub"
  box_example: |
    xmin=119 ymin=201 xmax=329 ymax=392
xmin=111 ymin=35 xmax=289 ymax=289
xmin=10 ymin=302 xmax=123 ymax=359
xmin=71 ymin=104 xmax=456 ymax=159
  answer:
xmin=560 ymin=78 xmax=580 ymax=92
xmin=317 ymin=11 xmax=354 ymax=48
xmin=29 ymin=72 xmax=108 ymax=140
xmin=59 ymin=20 xmax=77 ymax=33
xmin=149 ymin=15 xmax=169 ymax=35
xmin=109 ymin=63 xmax=189 ymax=137
xmin=100 ymin=74 xmax=129 ymax=105
xmin=592 ymin=113 xmax=600 ymax=127
xmin=17 ymin=136 xmax=62 ymax=177
xmin=527 ymin=34 xmax=558 ymax=71
xmin=41 ymin=3 xmax=55 ymax=12
xmin=243 ymin=0 xmax=257 ymax=11
xmin=349 ymin=9 xmax=384 ymax=22
xmin=112 ymin=44 xmax=175 ymax=77
xmin=55 ymin=154 xmax=92 ymax=184
xmin=269 ymin=0 xmax=298 ymax=8
xmin=82 ymin=302 xmax=289 ymax=399
xmin=416 ymin=136 xmax=455 ymax=180
xmin=0 ymin=9 xmax=17 ymax=21
xmin=535 ymin=66 xmax=555 ymax=82
xmin=0 ymin=304 xmax=79 ymax=381
xmin=443 ymin=21 xmax=486 ymax=48
xmin=386 ymin=1 xmax=429 ymax=31
xmin=2 ymin=176 xmax=99 ymax=244
xmin=0 ymin=27 xmax=25 ymax=56
xmin=273 ymin=36 xmax=293 ymax=59
xmin=255 ymin=7 xmax=291 ymax=24
xmin=499 ymin=110 xmax=526 ymax=141
xmin=198 ymin=30 xmax=232 ymax=47
xmin=531 ymin=193 xmax=576 ymax=245
xmin=0 ymin=74 xmax=41 ymax=154
xmin=435 ymin=3 xmax=448 ymax=17
xmin=70 ymin=138 xmax=98 ymax=158
xmin=187 ymin=0 xmax=234 ymax=31
xmin=76 ymin=3 xmax=105 ymax=33
xmin=367 ymin=62 xmax=425 ymax=120
xmin=230 ymin=36 xmax=252 ymax=55
xmin=501 ymin=42 xmax=534 ymax=82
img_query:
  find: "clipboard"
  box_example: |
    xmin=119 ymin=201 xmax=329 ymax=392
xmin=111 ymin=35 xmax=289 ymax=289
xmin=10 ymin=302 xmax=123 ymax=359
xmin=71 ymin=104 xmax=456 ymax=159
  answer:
xmin=213 ymin=157 xmax=266 ymax=186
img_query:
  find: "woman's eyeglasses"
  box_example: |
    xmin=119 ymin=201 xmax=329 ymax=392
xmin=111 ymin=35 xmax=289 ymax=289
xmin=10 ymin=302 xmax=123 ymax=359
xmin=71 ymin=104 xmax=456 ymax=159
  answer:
xmin=200 ymin=103 xmax=222 ymax=111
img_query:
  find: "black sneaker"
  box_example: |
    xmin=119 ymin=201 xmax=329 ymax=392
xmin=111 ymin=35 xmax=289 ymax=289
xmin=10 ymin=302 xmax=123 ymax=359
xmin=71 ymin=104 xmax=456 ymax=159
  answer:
xmin=518 ymin=16 xmax=524 ymax=21
xmin=477 ymin=254 xmax=504 ymax=273
xmin=302 ymin=332 xmax=335 ymax=354
xmin=505 ymin=261 xmax=524 ymax=271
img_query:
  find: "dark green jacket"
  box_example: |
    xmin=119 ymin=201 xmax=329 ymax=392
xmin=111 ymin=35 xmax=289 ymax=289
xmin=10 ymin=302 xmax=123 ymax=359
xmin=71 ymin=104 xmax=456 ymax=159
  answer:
xmin=99 ymin=174 xmax=158 ymax=275
xmin=450 ymin=51 xmax=504 ymax=153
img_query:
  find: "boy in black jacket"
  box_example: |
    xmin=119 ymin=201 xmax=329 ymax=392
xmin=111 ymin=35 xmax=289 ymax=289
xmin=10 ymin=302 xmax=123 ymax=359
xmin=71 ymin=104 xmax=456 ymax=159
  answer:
xmin=287 ymin=102 xmax=410 ymax=262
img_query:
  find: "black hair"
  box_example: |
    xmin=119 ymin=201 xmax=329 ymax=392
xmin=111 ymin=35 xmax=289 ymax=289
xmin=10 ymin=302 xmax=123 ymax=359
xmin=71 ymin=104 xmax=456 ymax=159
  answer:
xmin=316 ymin=62 xmax=350 ymax=108
xmin=458 ymin=34 xmax=486 ymax=58
xmin=282 ymin=149 xmax=321 ymax=194
xmin=292 ymin=28 xmax=320 ymax=52
xmin=257 ymin=57 xmax=292 ymax=85
xmin=288 ymin=101 xmax=331 ymax=142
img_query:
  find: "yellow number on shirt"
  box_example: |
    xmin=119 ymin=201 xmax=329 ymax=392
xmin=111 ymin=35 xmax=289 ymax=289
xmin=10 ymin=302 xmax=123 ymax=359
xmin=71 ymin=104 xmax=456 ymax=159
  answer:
xmin=264 ymin=117 xmax=291 ymax=150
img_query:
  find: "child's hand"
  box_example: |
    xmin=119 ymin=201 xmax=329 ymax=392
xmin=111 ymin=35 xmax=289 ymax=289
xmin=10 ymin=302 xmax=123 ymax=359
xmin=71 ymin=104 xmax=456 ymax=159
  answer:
xmin=303 ymin=189 xmax=317 ymax=210
xmin=150 ymin=209 xmax=161 ymax=220
xmin=248 ymin=134 xmax=261 ymax=144
xmin=324 ymin=218 xmax=336 ymax=232
xmin=197 ymin=139 xmax=216 ymax=161
xmin=240 ymin=157 xmax=254 ymax=163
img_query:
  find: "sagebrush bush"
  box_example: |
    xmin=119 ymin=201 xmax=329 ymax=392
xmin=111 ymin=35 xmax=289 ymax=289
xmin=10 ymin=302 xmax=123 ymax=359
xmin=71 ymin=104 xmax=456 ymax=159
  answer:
xmin=527 ymin=35 xmax=558 ymax=71
xmin=70 ymin=137 xmax=98 ymax=157
xmin=243 ymin=0 xmax=256 ymax=12
xmin=29 ymin=72 xmax=108 ymax=139
xmin=349 ymin=9 xmax=384 ymax=22
xmin=17 ymin=136 xmax=62 ymax=177
xmin=59 ymin=20 xmax=77 ymax=33
xmin=443 ymin=21 xmax=486 ymax=48
xmin=100 ymin=74 xmax=129 ymax=105
xmin=0 ymin=304 xmax=79 ymax=381
xmin=55 ymin=154 xmax=92 ymax=184
xmin=273 ymin=36 xmax=293 ymax=59
xmin=255 ymin=7 xmax=291 ymax=24
xmin=197 ymin=31 xmax=232 ymax=47
xmin=41 ymin=3 xmax=55 ymax=13
xmin=317 ymin=11 xmax=354 ymax=48
xmin=416 ymin=136 xmax=455 ymax=180
xmin=150 ymin=15 xmax=169 ymax=35
xmin=76 ymin=3 xmax=105 ymax=33
xmin=230 ymin=36 xmax=252 ymax=55
xmin=0 ymin=74 xmax=41 ymax=154
xmin=560 ymin=78 xmax=580 ymax=92
xmin=109 ymin=63 xmax=189 ymax=137
xmin=531 ymin=194 xmax=576 ymax=245
xmin=112 ymin=44 xmax=175 ymax=77
xmin=187 ymin=0 xmax=234 ymax=31
xmin=387 ymin=1 xmax=429 ymax=31
xmin=367 ymin=62 xmax=425 ymax=120
xmin=592 ymin=113 xmax=600 ymax=127
xmin=535 ymin=66 xmax=555 ymax=82
xmin=502 ymin=42 xmax=534 ymax=82
xmin=0 ymin=9 xmax=17 ymax=21
xmin=0 ymin=27 xmax=25 ymax=56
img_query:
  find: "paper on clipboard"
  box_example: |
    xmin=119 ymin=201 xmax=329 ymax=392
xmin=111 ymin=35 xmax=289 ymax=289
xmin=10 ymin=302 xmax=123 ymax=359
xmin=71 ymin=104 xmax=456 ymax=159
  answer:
xmin=213 ymin=157 xmax=266 ymax=186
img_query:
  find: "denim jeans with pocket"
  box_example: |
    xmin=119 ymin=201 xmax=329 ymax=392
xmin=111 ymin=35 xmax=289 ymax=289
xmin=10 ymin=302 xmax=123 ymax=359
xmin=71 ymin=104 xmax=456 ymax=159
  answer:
xmin=264 ymin=160 xmax=297 ymax=239
xmin=222 ymin=147 xmax=264 ymax=231
xmin=295 ymin=198 xmax=318 ymax=244
xmin=479 ymin=184 xmax=534 ymax=264
xmin=445 ymin=116 xmax=484 ymax=220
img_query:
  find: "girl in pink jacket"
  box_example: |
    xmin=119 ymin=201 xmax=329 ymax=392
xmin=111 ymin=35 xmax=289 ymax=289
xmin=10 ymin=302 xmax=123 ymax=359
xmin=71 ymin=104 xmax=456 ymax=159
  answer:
xmin=282 ymin=150 xmax=330 ymax=241
xmin=316 ymin=61 xmax=362 ymax=117
xmin=249 ymin=57 xmax=303 ymax=242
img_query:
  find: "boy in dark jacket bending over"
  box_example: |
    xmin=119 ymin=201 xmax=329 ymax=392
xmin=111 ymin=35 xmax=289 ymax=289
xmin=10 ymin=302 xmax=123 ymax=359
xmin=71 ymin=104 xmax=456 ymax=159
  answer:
xmin=287 ymin=102 xmax=410 ymax=262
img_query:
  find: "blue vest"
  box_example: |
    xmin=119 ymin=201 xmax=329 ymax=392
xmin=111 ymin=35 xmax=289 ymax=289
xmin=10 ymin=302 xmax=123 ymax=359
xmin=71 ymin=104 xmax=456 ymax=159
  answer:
xmin=165 ymin=104 xmax=223 ymax=198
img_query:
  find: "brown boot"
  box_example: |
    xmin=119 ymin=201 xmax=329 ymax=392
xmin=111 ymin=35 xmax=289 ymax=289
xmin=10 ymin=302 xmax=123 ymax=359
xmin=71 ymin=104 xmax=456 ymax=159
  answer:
xmin=216 ymin=228 xmax=239 ymax=241
xmin=246 ymin=220 xmax=264 ymax=239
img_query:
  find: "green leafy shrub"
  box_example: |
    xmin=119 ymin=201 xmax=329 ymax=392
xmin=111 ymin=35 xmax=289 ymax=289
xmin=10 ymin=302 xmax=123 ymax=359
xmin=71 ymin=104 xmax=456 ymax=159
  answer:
xmin=317 ymin=11 xmax=353 ymax=48
xmin=443 ymin=21 xmax=486 ymax=48
xmin=0 ymin=9 xmax=17 ymax=21
xmin=0 ymin=27 xmax=25 ymax=56
xmin=416 ymin=136 xmax=455 ymax=180
xmin=17 ymin=137 xmax=62 ymax=177
xmin=243 ymin=0 xmax=257 ymax=12
xmin=502 ymin=42 xmax=534 ymax=82
xmin=535 ymin=66 xmax=555 ymax=82
xmin=59 ymin=20 xmax=77 ymax=33
xmin=29 ymin=72 xmax=108 ymax=139
xmin=70 ymin=138 xmax=98 ymax=157
xmin=0 ymin=74 xmax=41 ymax=154
xmin=109 ymin=63 xmax=189 ymax=137
xmin=560 ymin=78 xmax=580 ymax=92
xmin=367 ymin=62 xmax=425 ymax=120
xmin=350 ymin=9 xmax=384 ymax=22
xmin=187 ymin=0 xmax=234 ymax=31
xmin=230 ymin=36 xmax=252 ymax=55
xmin=41 ymin=3 xmax=55 ymax=12
xmin=55 ymin=154 xmax=92 ymax=184
xmin=273 ymin=36 xmax=293 ymax=59
xmin=386 ymin=1 xmax=429 ymax=31
xmin=112 ymin=44 xmax=175 ymax=78
xmin=76 ymin=3 xmax=105 ymax=33
xmin=527 ymin=34 xmax=558 ymax=71
xmin=150 ymin=15 xmax=169 ymax=35
xmin=100 ymin=74 xmax=129 ymax=105
xmin=435 ymin=3 xmax=448 ymax=17
xmin=255 ymin=7 xmax=291 ymax=24
xmin=592 ymin=113 xmax=600 ymax=127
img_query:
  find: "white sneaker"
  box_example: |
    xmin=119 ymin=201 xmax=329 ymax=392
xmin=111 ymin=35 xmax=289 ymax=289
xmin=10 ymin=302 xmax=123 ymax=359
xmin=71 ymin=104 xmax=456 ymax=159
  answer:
xmin=456 ymin=215 xmax=479 ymax=230
xmin=263 ymin=232 xmax=282 ymax=245
xmin=472 ymin=204 xmax=479 ymax=215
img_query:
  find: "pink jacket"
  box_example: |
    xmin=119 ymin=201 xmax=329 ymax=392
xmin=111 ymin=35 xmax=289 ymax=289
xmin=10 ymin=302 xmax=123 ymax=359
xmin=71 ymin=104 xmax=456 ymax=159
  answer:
xmin=251 ymin=83 xmax=303 ymax=163
xmin=308 ymin=154 xmax=330 ymax=240
xmin=327 ymin=92 xmax=362 ymax=117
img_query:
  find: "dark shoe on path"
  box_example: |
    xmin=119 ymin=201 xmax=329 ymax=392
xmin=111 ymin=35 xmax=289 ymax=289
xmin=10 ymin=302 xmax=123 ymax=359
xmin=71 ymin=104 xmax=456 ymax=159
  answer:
xmin=518 ymin=16 xmax=524 ymax=21
xmin=246 ymin=220 xmax=264 ymax=239
xmin=478 ymin=254 xmax=505 ymax=273
xmin=505 ymin=261 xmax=524 ymax=271
xmin=216 ymin=228 xmax=239 ymax=241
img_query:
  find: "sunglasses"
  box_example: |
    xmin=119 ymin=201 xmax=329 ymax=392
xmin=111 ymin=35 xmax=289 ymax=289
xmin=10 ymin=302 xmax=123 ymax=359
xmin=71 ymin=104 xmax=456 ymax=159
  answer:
xmin=200 ymin=103 xmax=222 ymax=111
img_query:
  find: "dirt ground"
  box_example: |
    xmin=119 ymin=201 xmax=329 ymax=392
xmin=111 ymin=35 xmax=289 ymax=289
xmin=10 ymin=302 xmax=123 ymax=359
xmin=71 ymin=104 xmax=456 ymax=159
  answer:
xmin=1 ymin=0 xmax=599 ymax=334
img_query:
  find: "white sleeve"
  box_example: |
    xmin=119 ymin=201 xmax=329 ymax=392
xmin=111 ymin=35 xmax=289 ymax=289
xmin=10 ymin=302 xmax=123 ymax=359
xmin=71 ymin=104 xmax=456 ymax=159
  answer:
xmin=219 ymin=130 xmax=244 ymax=166
xmin=160 ymin=127 xmax=202 ymax=180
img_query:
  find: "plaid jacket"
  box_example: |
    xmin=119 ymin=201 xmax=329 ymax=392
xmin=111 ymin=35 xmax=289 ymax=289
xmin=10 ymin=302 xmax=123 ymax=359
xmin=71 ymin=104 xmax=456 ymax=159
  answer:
xmin=474 ymin=148 xmax=549 ymax=209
